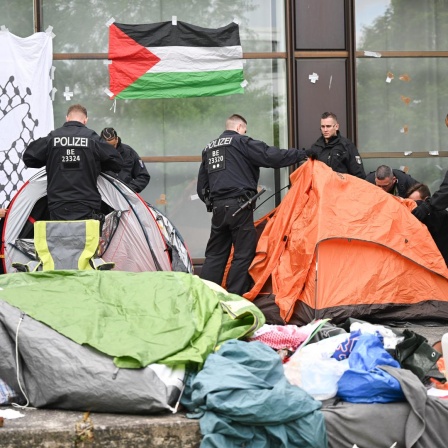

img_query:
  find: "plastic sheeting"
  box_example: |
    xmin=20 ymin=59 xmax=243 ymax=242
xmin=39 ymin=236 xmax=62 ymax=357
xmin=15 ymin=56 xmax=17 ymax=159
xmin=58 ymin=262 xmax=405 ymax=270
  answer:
xmin=0 ymin=271 xmax=264 ymax=413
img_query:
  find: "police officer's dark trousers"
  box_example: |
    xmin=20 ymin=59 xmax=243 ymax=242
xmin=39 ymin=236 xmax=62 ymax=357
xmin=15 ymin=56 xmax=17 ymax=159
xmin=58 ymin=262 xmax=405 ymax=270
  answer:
xmin=200 ymin=197 xmax=257 ymax=296
xmin=50 ymin=202 xmax=105 ymax=234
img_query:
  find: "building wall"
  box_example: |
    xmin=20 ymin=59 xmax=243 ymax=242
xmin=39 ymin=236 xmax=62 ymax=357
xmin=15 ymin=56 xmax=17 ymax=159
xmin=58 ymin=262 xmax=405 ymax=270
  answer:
xmin=1 ymin=0 xmax=448 ymax=259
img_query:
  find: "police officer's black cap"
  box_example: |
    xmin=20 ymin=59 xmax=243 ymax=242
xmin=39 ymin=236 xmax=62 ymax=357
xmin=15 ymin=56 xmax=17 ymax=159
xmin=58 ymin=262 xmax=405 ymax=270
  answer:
xmin=101 ymin=127 xmax=117 ymax=141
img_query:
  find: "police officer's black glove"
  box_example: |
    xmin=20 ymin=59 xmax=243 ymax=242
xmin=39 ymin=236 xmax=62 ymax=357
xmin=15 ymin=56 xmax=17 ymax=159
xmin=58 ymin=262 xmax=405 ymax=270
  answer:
xmin=412 ymin=200 xmax=431 ymax=222
xmin=305 ymin=148 xmax=319 ymax=160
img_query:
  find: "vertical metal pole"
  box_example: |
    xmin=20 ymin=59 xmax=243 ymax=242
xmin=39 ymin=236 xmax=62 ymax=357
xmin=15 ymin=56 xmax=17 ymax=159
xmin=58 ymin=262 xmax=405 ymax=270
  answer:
xmin=346 ymin=0 xmax=357 ymax=144
xmin=285 ymin=0 xmax=296 ymax=148
xmin=34 ymin=0 xmax=43 ymax=33
xmin=278 ymin=0 xmax=296 ymax=206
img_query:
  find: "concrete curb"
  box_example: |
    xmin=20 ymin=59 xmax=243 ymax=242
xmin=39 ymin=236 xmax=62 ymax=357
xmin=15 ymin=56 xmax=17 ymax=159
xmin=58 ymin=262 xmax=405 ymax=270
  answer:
xmin=0 ymin=408 xmax=201 ymax=448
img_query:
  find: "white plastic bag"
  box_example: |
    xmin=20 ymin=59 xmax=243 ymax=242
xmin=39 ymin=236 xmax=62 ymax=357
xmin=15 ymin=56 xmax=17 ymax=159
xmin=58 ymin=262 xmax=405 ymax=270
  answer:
xmin=284 ymin=333 xmax=349 ymax=400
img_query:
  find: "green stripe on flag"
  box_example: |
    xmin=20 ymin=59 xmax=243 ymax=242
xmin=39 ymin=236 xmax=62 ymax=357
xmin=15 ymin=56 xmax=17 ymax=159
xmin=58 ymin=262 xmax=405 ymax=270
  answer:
xmin=116 ymin=69 xmax=244 ymax=99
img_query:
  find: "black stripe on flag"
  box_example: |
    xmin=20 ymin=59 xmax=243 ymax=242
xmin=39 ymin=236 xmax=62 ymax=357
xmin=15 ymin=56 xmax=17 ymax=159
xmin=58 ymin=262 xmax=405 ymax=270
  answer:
xmin=114 ymin=21 xmax=241 ymax=48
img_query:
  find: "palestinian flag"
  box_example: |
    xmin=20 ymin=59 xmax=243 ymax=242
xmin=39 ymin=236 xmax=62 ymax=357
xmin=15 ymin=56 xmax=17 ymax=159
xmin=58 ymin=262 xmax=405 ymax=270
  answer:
xmin=108 ymin=20 xmax=245 ymax=99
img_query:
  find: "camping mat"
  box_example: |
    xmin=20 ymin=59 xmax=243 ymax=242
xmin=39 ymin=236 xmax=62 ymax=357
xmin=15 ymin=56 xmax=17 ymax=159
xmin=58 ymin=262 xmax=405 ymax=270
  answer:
xmin=0 ymin=270 xmax=264 ymax=368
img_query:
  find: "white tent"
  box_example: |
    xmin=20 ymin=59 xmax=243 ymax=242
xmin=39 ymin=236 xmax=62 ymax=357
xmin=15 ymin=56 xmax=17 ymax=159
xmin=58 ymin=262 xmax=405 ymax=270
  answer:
xmin=1 ymin=169 xmax=193 ymax=274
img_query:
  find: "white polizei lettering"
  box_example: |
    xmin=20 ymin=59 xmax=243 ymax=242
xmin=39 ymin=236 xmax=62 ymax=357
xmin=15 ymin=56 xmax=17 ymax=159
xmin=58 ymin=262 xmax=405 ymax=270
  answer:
xmin=206 ymin=139 xmax=218 ymax=150
xmin=54 ymin=137 xmax=88 ymax=147
xmin=206 ymin=137 xmax=232 ymax=150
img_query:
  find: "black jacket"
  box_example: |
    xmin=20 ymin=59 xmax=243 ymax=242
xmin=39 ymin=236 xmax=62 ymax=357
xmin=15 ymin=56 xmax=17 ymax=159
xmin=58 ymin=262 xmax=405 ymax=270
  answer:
xmin=23 ymin=121 xmax=122 ymax=211
xmin=418 ymin=200 xmax=448 ymax=267
xmin=105 ymin=138 xmax=150 ymax=193
xmin=310 ymin=131 xmax=366 ymax=179
xmin=365 ymin=169 xmax=419 ymax=198
xmin=197 ymin=130 xmax=307 ymax=201
xmin=431 ymin=170 xmax=448 ymax=211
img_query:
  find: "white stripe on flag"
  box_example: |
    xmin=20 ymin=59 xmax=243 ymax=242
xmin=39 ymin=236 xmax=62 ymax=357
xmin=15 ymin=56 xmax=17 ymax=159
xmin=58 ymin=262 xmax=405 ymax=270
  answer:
xmin=146 ymin=45 xmax=243 ymax=73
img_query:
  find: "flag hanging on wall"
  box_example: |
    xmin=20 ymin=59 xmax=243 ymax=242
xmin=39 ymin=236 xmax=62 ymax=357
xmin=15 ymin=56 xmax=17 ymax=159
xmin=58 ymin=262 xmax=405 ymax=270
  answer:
xmin=108 ymin=20 xmax=245 ymax=99
xmin=0 ymin=29 xmax=54 ymax=205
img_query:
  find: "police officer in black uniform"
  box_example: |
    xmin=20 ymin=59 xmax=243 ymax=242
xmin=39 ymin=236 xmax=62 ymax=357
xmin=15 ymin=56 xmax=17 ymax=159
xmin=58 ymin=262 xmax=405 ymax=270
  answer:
xmin=197 ymin=113 xmax=307 ymax=296
xmin=307 ymin=112 xmax=366 ymax=179
xmin=408 ymin=183 xmax=448 ymax=267
xmin=23 ymin=104 xmax=122 ymax=222
xmin=366 ymin=165 xmax=419 ymax=198
xmin=100 ymin=127 xmax=150 ymax=194
xmin=413 ymin=169 xmax=448 ymax=222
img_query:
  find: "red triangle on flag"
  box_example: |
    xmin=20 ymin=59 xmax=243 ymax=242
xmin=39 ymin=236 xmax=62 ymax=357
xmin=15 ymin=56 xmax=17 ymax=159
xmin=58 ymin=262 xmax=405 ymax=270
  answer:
xmin=108 ymin=24 xmax=160 ymax=97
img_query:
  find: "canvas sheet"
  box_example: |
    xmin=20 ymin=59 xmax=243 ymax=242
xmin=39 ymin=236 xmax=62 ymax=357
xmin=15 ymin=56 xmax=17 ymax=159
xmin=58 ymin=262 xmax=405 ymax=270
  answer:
xmin=0 ymin=271 xmax=264 ymax=413
xmin=0 ymin=29 xmax=54 ymax=205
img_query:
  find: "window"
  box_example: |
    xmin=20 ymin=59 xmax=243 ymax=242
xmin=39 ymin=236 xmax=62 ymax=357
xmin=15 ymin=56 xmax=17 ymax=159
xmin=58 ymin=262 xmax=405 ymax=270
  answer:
xmin=0 ymin=0 xmax=34 ymax=37
xmin=355 ymin=0 xmax=448 ymax=187
xmin=41 ymin=0 xmax=288 ymax=258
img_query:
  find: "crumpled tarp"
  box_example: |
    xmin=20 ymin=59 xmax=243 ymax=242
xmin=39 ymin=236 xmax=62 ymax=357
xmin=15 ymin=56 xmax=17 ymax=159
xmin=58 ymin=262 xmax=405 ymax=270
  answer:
xmin=323 ymin=365 xmax=448 ymax=448
xmin=0 ymin=300 xmax=185 ymax=413
xmin=0 ymin=270 xmax=264 ymax=368
xmin=244 ymin=160 xmax=448 ymax=324
xmin=182 ymin=339 xmax=328 ymax=448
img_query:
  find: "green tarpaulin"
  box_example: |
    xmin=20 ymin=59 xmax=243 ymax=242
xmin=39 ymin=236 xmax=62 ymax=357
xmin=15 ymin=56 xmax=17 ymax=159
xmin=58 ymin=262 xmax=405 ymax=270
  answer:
xmin=0 ymin=270 xmax=264 ymax=368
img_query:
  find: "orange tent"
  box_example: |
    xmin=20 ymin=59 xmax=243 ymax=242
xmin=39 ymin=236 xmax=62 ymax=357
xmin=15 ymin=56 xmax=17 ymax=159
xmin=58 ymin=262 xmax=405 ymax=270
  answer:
xmin=244 ymin=160 xmax=448 ymax=325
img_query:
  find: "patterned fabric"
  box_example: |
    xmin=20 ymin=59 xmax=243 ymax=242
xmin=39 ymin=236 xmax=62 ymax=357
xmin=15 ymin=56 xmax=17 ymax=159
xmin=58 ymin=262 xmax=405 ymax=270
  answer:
xmin=248 ymin=324 xmax=309 ymax=350
xmin=0 ymin=377 xmax=19 ymax=405
xmin=332 ymin=329 xmax=362 ymax=361
xmin=0 ymin=29 xmax=54 ymax=204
